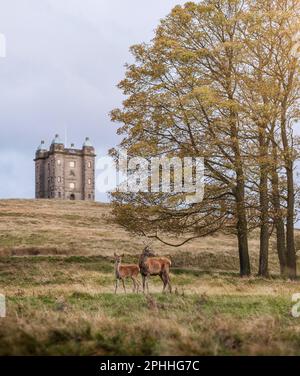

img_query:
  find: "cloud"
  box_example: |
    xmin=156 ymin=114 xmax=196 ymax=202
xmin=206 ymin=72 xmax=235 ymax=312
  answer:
xmin=0 ymin=150 xmax=34 ymax=198
xmin=0 ymin=0 xmax=186 ymax=199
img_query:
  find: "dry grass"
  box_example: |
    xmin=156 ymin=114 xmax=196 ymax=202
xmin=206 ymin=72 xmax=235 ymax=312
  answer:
xmin=0 ymin=199 xmax=285 ymax=273
xmin=1 ymin=199 xmax=300 ymax=355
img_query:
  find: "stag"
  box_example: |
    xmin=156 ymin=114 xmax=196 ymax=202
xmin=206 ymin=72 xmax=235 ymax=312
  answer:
xmin=139 ymin=246 xmax=172 ymax=294
xmin=114 ymin=253 xmax=141 ymax=294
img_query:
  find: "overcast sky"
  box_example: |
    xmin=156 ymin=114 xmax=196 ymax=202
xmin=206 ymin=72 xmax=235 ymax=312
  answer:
xmin=0 ymin=0 xmax=186 ymax=200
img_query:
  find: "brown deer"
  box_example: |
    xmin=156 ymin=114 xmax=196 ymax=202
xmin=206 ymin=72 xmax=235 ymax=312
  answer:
xmin=114 ymin=253 xmax=141 ymax=294
xmin=139 ymin=246 xmax=172 ymax=294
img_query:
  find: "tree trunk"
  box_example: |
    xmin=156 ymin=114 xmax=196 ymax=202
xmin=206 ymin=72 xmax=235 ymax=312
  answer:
xmin=270 ymin=127 xmax=288 ymax=277
xmin=286 ymin=161 xmax=296 ymax=279
xmin=281 ymin=107 xmax=296 ymax=279
xmin=258 ymin=126 xmax=269 ymax=277
xmin=235 ymin=178 xmax=251 ymax=277
xmin=258 ymin=174 xmax=269 ymax=277
xmin=230 ymin=120 xmax=251 ymax=276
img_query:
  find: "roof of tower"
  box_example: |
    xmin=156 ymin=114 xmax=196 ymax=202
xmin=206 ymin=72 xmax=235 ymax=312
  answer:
xmin=51 ymin=134 xmax=64 ymax=145
xmin=37 ymin=140 xmax=46 ymax=151
xmin=83 ymin=137 xmax=93 ymax=147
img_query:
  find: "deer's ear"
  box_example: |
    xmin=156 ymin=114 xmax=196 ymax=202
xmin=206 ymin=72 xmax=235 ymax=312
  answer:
xmin=121 ymin=253 xmax=125 ymax=257
xmin=114 ymin=252 xmax=117 ymax=257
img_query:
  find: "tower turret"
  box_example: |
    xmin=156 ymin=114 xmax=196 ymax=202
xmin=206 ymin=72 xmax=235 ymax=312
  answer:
xmin=50 ymin=134 xmax=64 ymax=152
xmin=34 ymin=140 xmax=47 ymax=199
xmin=37 ymin=140 xmax=46 ymax=151
xmin=82 ymin=137 xmax=96 ymax=200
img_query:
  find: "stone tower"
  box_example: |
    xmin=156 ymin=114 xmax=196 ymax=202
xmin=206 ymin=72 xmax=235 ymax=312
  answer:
xmin=34 ymin=135 xmax=96 ymax=201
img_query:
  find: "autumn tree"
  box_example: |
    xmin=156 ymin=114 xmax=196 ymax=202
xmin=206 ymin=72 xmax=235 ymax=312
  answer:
xmin=240 ymin=0 xmax=300 ymax=278
xmin=110 ymin=0 xmax=300 ymax=278
xmin=272 ymin=0 xmax=300 ymax=279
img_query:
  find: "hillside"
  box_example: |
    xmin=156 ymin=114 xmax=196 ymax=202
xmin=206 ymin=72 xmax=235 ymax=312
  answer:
xmin=0 ymin=199 xmax=286 ymax=274
xmin=1 ymin=200 xmax=300 ymax=355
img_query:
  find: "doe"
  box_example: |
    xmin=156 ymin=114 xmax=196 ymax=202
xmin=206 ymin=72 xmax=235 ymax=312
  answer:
xmin=114 ymin=253 xmax=140 ymax=294
xmin=139 ymin=247 xmax=172 ymax=294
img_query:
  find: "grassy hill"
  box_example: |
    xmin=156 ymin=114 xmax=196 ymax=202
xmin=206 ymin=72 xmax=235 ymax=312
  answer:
xmin=0 ymin=199 xmax=285 ymax=273
xmin=1 ymin=199 xmax=300 ymax=355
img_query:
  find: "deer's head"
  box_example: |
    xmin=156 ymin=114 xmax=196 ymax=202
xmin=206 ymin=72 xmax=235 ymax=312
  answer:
xmin=143 ymin=246 xmax=155 ymax=258
xmin=114 ymin=253 xmax=124 ymax=265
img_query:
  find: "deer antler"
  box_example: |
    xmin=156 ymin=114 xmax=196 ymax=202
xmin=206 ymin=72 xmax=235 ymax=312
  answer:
xmin=141 ymin=237 xmax=154 ymax=248
xmin=143 ymin=239 xmax=154 ymax=249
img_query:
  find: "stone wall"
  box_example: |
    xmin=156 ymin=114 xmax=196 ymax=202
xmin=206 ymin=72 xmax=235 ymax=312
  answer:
xmin=34 ymin=142 xmax=96 ymax=201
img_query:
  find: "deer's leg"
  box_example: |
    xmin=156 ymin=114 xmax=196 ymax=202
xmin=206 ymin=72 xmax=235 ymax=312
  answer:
xmin=115 ymin=279 xmax=119 ymax=294
xmin=146 ymin=276 xmax=150 ymax=294
xmin=131 ymin=277 xmax=136 ymax=293
xmin=136 ymin=278 xmax=141 ymax=293
xmin=164 ymin=277 xmax=169 ymax=293
xmin=167 ymin=274 xmax=172 ymax=294
xmin=163 ymin=269 xmax=172 ymax=294
xmin=122 ymin=279 xmax=126 ymax=294
xmin=166 ymin=266 xmax=172 ymax=294
xmin=160 ymin=274 xmax=167 ymax=293
xmin=142 ymin=275 xmax=146 ymax=294
xmin=133 ymin=277 xmax=141 ymax=293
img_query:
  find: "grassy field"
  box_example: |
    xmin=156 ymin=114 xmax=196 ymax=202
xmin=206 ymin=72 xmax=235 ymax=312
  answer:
xmin=1 ymin=200 xmax=300 ymax=355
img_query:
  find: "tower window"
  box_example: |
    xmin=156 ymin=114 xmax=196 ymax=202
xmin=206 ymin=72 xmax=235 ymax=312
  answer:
xmin=57 ymin=160 xmax=61 ymax=166
xmin=70 ymin=183 xmax=75 ymax=190
xmin=88 ymin=161 xmax=92 ymax=168
xmin=57 ymin=177 xmax=61 ymax=183
xmin=88 ymin=178 xmax=91 ymax=185
xmin=70 ymin=161 xmax=75 ymax=168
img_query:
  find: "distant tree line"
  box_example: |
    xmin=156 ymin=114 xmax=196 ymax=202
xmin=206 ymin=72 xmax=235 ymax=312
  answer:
xmin=110 ymin=0 xmax=300 ymax=279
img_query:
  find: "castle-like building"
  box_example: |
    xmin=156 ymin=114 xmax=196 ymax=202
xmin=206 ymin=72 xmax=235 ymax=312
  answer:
xmin=34 ymin=135 xmax=96 ymax=201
